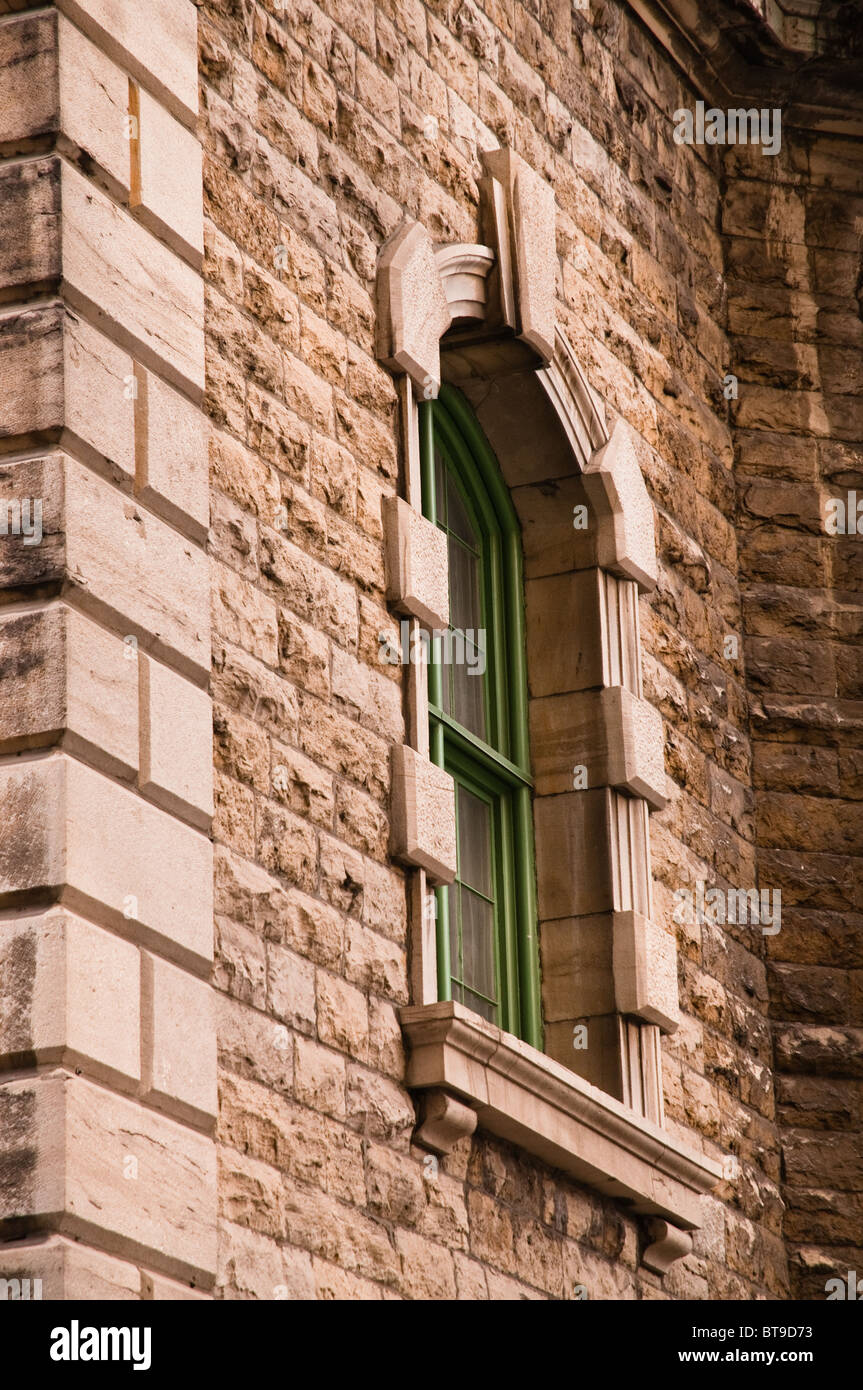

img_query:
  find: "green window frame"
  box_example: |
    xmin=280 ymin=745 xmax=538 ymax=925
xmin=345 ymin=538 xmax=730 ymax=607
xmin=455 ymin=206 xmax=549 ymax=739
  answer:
xmin=420 ymin=385 xmax=542 ymax=1050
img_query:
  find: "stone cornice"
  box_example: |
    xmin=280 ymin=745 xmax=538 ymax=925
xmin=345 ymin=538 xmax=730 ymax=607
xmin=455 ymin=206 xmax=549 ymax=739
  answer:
xmin=624 ymin=0 xmax=863 ymax=135
xmin=401 ymin=1002 xmax=723 ymax=1230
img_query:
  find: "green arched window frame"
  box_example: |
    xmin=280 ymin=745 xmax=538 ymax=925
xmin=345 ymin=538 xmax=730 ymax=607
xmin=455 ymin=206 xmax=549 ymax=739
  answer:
xmin=420 ymin=386 xmax=543 ymax=1051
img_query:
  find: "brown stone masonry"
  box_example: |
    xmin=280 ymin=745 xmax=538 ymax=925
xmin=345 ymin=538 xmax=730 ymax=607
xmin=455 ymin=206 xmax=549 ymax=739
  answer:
xmin=0 ymin=0 xmax=860 ymax=1300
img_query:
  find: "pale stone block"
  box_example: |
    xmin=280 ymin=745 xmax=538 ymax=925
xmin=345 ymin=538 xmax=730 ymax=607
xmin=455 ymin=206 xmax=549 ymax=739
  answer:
xmin=603 ymin=686 xmax=668 ymax=811
xmin=142 ymin=1271 xmax=210 ymax=1300
xmin=376 ymin=220 xmax=451 ymax=395
xmin=140 ymin=655 xmax=213 ymax=827
xmin=0 ymin=603 xmax=139 ymax=778
xmin=383 ymin=495 xmax=449 ymax=629
xmin=4 ymin=311 xmax=206 ymax=539
xmin=0 ymin=304 xmax=64 ymax=445
xmin=0 ymin=755 xmax=213 ymax=969
xmin=137 ymin=87 xmax=204 ymax=264
xmin=61 ymin=454 xmax=210 ymax=680
xmin=55 ymin=0 xmax=199 ymax=127
xmin=0 ymin=1071 xmax=216 ymax=1281
xmin=390 ymin=745 xmax=457 ymax=884
xmin=583 ymin=420 xmax=658 ymax=592
xmin=58 ymin=14 xmax=129 ymax=197
xmin=61 ymin=162 xmax=204 ymax=397
xmin=613 ymin=910 xmax=679 ymax=1032
xmin=0 ymin=1236 xmax=140 ymax=1301
xmin=64 ymin=311 xmax=136 ymax=479
xmin=142 ymin=953 xmax=217 ymax=1125
xmin=0 ymin=908 xmax=141 ymax=1084
xmin=139 ymin=369 xmax=209 ymax=538
xmin=482 ymin=148 xmax=556 ymax=363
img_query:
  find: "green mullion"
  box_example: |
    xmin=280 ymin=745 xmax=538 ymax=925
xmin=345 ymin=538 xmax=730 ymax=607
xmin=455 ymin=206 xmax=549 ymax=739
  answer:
xmin=429 ymin=705 xmax=531 ymax=789
xmin=421 ymin=392 xmax=543 ymax=1044
xmin=497 ymin=792 xmax=520 ymax=1035
xmin=514 ymin=785 xmax=542 ymax=1049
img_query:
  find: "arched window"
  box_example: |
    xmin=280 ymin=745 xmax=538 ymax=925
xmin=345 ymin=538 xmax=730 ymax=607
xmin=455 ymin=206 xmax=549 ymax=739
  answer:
xmin=419 ymin=387 xmax=542 ymax=1049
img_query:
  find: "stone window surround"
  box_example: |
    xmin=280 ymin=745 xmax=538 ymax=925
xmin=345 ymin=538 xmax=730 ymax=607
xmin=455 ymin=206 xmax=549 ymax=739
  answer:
xmin=377 ymin=147 xmax=722 ymax=1256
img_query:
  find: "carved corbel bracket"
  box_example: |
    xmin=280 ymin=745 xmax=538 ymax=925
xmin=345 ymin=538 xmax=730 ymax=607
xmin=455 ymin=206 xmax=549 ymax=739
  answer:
xmin=415 ymin=1087 xmax=478 ymax=1155
xmin=642 ymin=1218 xmax=694 ymax=1274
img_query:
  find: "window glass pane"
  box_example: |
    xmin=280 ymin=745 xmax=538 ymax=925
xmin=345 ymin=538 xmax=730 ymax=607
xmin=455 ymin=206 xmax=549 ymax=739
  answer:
xmin=457 ymin=785 xmax=492 ymax=898
xmin=461 ymin=987 xmax=496 ymax=1024
xmin=446 ymin=471 xmax=476 ymax=547
xmin=461 ymin=889 xmax=496 ymax=1003
xmin=449 ymin=539 xmax=481 ymax=634
xmin=447 ymin=881 xmax=459 ymax=979
xmin=451 ymin=654 xmax=486 ymax=739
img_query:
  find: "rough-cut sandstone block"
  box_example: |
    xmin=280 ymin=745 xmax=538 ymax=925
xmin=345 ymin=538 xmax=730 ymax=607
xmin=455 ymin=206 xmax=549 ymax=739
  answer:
xmin=140 ymin=655 xmax=213 ymax=827
xmin=613 ymin=910 xmax=680 ymax=1033
xmin=0 ymin=1236 xmax=140 ymax=1300
xmin=583 ymin=420 xmax=658 ymax=592
xmin=55 ymin=0 xmax=199 ymax=128
xmin=0 ymin=1071 xmax=216 ymax=1281
xmin=0 ymin=755 xmax=213 ymax=970
xmin=0 ymin=908 xmax=141 ymax=1083
xmin=376 ymin=220 xmax=451 ymax=395
xmin=482 ymin=148 xmax=556 ymax=363
xmin=0 ymin=603 xmax=139 ymax=776
xmin=382 ymin=495 xmax=450 ymax=629
xmin=390 ymin=745 xmax=457 ymax=884
xmin=142 ymin=952 xmax=217 ymax=1126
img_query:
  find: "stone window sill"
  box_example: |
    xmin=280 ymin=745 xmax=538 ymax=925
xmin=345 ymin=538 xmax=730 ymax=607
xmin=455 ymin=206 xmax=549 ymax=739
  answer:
xmin=400 ymin=1001 xmax=722 ymax=1230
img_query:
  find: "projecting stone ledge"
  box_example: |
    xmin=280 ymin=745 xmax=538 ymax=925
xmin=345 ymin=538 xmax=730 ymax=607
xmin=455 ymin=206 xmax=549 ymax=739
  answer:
xmin=401 ymin=1001 xmax=722 ymax=1234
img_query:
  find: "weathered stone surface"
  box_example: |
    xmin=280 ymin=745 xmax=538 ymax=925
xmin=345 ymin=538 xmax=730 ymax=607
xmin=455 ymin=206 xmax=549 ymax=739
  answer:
xmin=0 ymin=909 xmax=140 ymax=1083
xmin=0 ymin=754 xmax=213 ymax=969
xmin=0 ymin=1071 xmax=216 ymax=1281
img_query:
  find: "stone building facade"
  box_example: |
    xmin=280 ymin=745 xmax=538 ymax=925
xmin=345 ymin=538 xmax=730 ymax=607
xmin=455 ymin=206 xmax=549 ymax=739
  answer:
xmin=0 ymin=0 xmax=861 ymax=1301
